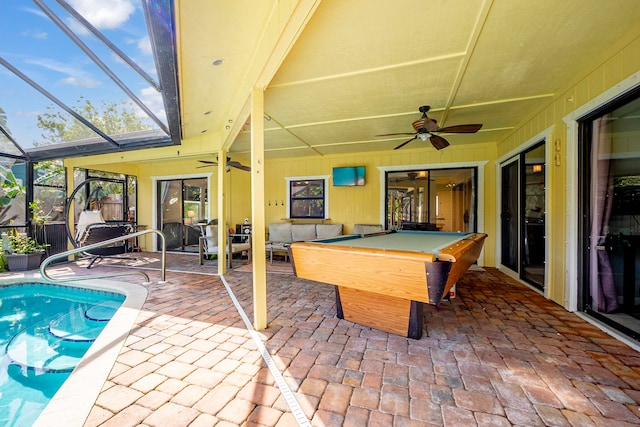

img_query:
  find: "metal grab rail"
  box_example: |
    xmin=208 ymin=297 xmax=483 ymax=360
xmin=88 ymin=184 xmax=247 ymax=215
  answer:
xmin=40 ymin=229 xmax=167 ymax=285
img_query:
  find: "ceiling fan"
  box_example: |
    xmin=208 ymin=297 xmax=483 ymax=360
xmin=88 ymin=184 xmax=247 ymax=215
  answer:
xmin=197 ymin=157 xmax=251 ymax=172
xmin=377 ymin=105 xmax=482 ymax=150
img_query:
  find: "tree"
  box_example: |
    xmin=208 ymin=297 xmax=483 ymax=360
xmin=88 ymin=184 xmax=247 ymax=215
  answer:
xmin=0 ymin=162 xmax=26 ymax=225
xmin=0 ymin=107 xmax=7 ymax=131
xmin=36 ymin=97 xmax=151 ymax=144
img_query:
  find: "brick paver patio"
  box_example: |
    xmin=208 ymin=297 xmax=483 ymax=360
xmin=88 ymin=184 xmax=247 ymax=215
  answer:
xmin=21 ymin=253 xmax=640 ymax=426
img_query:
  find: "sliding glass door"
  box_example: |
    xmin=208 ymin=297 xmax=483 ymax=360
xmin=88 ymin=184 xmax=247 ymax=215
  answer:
xmin=500 ymin=142 xmax=546 ymax=289
xmin=579 ymin=91 xmax=640 ymax=339
xmin=501 ymin=159 xmax=519 ymax=272
xmin=156 ymin=178 xmax=208 ymax=252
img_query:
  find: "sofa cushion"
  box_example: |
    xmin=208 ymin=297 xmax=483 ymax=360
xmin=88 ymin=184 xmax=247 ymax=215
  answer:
xmin=76 ymin=210 xmax=105 ymax=240
xmin=203 ymin=225 xmax=250 ymax=255
xmin=316 ymin=223 xmax=343 ymax=239
xmin=353 ymin=224 xmax=384 ymax=234
xmin=268 ymin=223 xmax=292 ymax=243
xmin=291 ymin=224 xmax=317 ymax=241
xmin=202 ymin=225 xmax=217 ymax=251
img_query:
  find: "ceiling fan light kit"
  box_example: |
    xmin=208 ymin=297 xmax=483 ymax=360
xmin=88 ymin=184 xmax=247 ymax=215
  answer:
xmin=377 ymin=105 xmax=482 ymax=151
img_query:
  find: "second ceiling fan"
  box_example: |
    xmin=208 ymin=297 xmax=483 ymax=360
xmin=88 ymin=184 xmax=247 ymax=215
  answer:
xmin=378 ymin=105 xmax=482 ymax=150
xmin=197 ymin=157 xmax=250 ymax=172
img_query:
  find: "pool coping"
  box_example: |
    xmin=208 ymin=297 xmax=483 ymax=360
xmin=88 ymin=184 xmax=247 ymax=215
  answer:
xmin=4 ymin=274 xmax=150 ymax=427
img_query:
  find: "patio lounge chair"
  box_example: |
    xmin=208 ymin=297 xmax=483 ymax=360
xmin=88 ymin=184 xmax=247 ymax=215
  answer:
xmin=75 ymin=210 xmax=135 ymax=268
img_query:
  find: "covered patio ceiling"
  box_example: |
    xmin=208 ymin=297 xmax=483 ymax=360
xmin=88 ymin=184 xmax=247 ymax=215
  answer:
xmin=179 ymin=0 xmax=640 ymax=160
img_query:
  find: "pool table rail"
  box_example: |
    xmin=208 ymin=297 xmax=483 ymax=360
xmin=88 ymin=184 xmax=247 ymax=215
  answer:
xmin=437 ymin=233 xmax=487 ymax=290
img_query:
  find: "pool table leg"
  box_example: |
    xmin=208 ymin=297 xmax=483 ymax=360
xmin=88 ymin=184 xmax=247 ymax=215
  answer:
xmin=425 ymin=261 xmax=453 ymax=306
xmin=334 ymin=286 xmax=424 ymax=339
xmin=335 ymin=285 xmax=344 ymax=319
xmin=408 ymin=301 xmax=423 ymax=339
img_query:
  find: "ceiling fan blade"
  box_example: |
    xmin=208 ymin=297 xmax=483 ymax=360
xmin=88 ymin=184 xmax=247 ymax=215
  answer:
xmin=413 ymin=117 xmax=440 ymax=133
xmin=435 ymin=124 xmax=482 ymax=134
xmin=229 ymin=161 xmax=251 ymax=172
xmin=376 ymin=132 xmax=415 ymax=137
xmin=429 ymin=135 xmax=450 ymax=150
xmin=394 ymin=136 xmax=417 ymax=150
xmin=198 ymin=160 xmax=218 ymax=165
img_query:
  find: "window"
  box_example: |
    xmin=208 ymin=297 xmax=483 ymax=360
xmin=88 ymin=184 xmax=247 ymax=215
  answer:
xmin=286 ymin=176 xmax=330 ymax=219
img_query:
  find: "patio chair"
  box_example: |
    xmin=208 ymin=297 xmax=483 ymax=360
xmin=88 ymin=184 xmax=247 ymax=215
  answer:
xmin=199 ymin=224 xmax=251 ymax=268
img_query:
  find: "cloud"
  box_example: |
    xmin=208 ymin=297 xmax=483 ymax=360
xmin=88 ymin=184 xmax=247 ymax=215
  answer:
xmin=61 ymin=75 xmax=102 ymax=88
xmin=21 ymin=29 xmax=48 ymax=40
xmin=26 ymin=58 xmax=102 ymax=88
xmin=139 ymin=86 xmax=166 ymax=123
xmin=27 ymin=57 xmax=82 ymax=75
xmin=15 ymin=110 xmax=41 ymax=118
xmin=67 ymin=0 xmax=135 ymax=29
xmin=137 ymin=35 xmax=152 ymax=56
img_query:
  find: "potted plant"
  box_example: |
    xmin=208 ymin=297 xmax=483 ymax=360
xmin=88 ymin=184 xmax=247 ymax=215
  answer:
xmin=3 ymin=232 xmax=48 ymax=271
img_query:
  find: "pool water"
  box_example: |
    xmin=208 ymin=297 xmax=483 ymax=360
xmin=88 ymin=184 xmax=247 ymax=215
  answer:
xmin=0 ymin=283 xmax=124 ymax=427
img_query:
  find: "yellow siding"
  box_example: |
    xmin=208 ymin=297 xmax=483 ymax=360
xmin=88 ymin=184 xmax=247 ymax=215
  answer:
xmin=497 ymin=34 xmax=640 ymax=306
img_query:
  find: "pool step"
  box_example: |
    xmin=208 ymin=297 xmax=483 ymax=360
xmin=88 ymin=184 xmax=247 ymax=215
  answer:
xmin=6 ymin=301 xmax=119 ymax=373
xmin=49 ymin=301 xmax=119 ymax=341
xmin=85 ymin=300 xmax=121 ymax=321
xmin=49 ymin=312 xmax=105 ymax=341
xmin=6 ymin=331 xmax=89 ymax=373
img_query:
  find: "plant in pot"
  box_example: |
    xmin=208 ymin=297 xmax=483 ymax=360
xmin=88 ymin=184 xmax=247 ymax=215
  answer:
xmin=3 ymin=232 xmax=48 ymax=271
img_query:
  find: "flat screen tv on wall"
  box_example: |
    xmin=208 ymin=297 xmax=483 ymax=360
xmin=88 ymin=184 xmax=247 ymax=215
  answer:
xmin=333 ymin=166 xmax=365 ymax=186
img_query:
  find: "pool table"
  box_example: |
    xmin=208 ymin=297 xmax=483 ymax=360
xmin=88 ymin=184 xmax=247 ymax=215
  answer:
xmin=289 ymin=230 xmax=487 ymax=339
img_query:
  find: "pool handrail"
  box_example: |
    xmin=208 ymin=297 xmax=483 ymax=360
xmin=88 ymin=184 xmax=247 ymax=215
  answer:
xmin=40 ymin=228 xmax=167 ymax=284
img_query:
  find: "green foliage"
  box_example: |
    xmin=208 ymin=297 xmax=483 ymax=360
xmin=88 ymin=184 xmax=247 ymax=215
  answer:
xmin=0 ymin=165 xmax=24 ymax=208
xmin=36 ymin=97 xmax=151 ymax=144
xmin=34 ymin=160 xmax=65 ymax=187
xmin=29 ymin=201 xmax=49 ymax=226
xmin=0 ymin=107 xmax=7 ymax=133
xmin=7 ymin=234 xmax=48 ymax=254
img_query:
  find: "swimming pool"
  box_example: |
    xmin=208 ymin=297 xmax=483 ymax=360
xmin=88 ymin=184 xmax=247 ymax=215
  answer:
xmin=0 ymin=278 xmax=147 ymax=427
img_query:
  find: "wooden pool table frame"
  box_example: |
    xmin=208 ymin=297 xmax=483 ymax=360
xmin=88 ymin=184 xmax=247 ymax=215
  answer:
xmin=290 ymin=231 xmax=487 ymax=339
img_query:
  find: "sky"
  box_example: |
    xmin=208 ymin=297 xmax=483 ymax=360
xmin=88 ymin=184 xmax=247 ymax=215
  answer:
xmin=0 ymin=0 xmax=166 ymax=150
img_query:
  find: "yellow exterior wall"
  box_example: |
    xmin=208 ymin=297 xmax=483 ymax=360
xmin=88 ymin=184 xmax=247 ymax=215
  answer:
xmin=263 ymin=142 xmax=497 ymax=264
xmin=65 ymin=142 xmax=497 ymax=260
xmin=497 ymin=34 xmax=640 ymax=306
